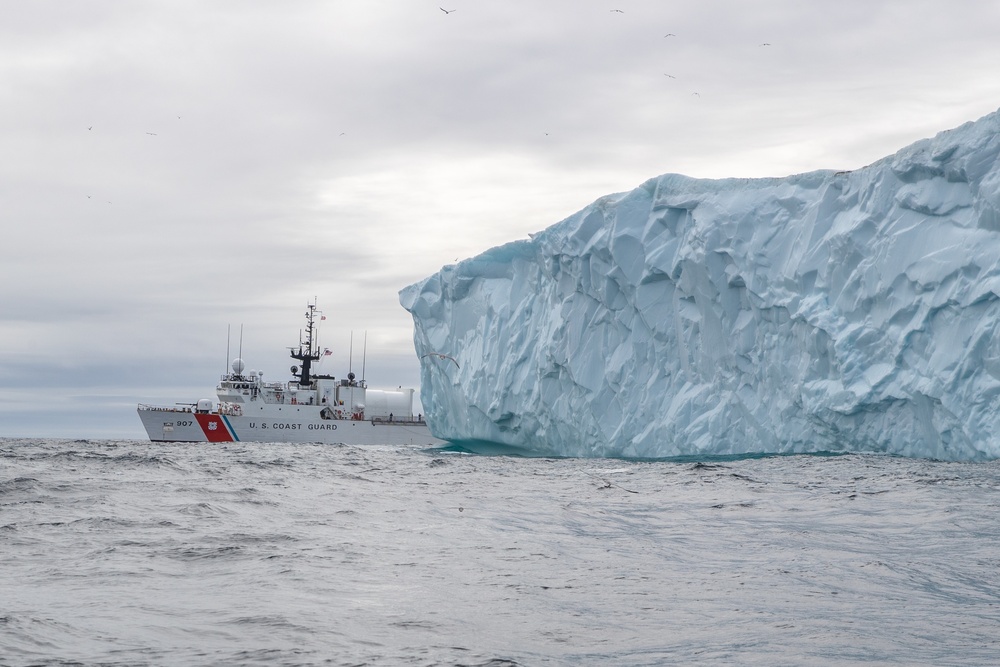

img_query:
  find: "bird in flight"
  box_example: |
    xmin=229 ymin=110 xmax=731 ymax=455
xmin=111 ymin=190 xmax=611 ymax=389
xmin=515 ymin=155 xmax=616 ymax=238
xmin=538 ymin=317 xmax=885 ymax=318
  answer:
xmin=663 ymin=74 xmax=675 ymax=78
xmin=146 ymin=132 xmax=157 ymax=135
xmin=87 ymin=126 xmax=92 ymax=130
xmin=760 ymin=42 xmax=771 ymax=46
xmin=664 ymin=33 xmax=676 ymax=37
xmin=440 ymin=7 xmax=455 ymax=13
xmin=422 ymin=352 xmax=460 ymax=368
xmin=611 ymin=9 xmax=624 ymax=13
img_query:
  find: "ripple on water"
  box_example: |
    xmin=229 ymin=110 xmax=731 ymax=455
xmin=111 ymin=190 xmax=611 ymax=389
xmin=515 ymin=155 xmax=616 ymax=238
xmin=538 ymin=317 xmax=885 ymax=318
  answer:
xmin=1 ymin=439 xmax=998 ymax=665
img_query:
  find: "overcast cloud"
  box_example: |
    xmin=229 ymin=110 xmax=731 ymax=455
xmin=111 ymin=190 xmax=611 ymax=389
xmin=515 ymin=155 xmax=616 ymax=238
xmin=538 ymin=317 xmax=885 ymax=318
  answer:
xmin=3 ymin=0 xmax=1000 ymax=438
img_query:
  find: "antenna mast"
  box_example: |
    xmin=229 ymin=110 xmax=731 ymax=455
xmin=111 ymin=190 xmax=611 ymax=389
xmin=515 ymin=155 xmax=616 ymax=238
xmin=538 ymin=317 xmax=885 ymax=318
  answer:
xmin=290 ymin=300 xmax=321 ymax=387
xmin=361 ymin=331 xmax=367 ymax=385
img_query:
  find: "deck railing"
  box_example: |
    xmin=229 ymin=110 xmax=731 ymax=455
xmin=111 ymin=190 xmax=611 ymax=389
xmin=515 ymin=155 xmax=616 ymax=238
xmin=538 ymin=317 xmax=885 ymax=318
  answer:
xmin=370 ymin=416 xmax=426 ymax=425
xmin=137 ymin=404 xmax=194 ymax=413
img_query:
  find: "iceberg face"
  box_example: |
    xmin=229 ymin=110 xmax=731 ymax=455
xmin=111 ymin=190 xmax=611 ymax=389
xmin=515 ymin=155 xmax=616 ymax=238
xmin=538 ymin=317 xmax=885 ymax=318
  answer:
xmin=400 ymin=108 xmax=1000 ymax=461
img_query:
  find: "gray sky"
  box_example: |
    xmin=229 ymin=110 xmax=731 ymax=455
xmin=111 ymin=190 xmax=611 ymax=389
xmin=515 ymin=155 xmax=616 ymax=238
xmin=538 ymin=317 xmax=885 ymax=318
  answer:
xmin=3 ymin=0 xmax=1000 ymax=439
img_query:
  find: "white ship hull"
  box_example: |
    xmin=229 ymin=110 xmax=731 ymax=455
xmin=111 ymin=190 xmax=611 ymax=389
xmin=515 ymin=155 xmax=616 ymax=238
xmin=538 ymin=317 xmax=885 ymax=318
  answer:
xmin=138 ymin=404 xmax=444 ymax=446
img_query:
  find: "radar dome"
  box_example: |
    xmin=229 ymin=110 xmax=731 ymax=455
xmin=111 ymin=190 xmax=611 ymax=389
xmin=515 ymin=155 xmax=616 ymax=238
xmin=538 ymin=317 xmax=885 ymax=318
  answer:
xmin=232 ymin=358 xmax=245 ymax=374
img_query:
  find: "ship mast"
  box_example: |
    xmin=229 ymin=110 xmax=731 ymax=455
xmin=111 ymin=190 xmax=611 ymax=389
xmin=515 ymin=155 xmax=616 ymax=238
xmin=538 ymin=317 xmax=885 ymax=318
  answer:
xmin=290 ymin=301 xmax=321 ymax=386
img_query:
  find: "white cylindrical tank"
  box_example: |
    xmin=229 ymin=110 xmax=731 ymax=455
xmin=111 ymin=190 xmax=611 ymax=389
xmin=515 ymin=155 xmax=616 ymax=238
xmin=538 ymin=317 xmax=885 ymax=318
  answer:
xmin=364 ymin=389 xmax=414 ymax=418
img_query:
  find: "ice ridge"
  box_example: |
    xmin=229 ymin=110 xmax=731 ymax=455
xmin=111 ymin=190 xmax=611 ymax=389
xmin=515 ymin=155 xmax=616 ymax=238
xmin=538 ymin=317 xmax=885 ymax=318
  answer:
xmin=400 ymin=108 xmax=1000 ymax=461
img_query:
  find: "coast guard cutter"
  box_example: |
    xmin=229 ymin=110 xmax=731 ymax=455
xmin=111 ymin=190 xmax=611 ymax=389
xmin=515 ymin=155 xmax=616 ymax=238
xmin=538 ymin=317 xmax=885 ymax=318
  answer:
xmin=137 ymin=302 xmax=443 ymax=445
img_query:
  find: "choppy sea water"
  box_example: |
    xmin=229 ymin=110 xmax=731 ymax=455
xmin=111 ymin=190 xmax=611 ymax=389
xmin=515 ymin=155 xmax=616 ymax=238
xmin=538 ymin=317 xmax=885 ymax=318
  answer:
xmin=1 ymin=438 xmax=999 ymax=666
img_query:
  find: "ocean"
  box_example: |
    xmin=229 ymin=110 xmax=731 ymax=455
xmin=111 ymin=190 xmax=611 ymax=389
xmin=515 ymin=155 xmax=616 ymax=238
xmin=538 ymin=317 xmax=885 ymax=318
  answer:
xmin=1 ymin=438 xmax=998 ymax=666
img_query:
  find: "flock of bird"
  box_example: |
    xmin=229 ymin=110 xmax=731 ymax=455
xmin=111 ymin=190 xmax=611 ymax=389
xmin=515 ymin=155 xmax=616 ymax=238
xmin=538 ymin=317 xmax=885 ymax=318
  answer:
xmin=435 ymin=6 xmax=774 ymax=105
xmin=81 ymin=5 xmax=774 ymax=201
xmin=83 ymin=116 xmax=185 ymax=202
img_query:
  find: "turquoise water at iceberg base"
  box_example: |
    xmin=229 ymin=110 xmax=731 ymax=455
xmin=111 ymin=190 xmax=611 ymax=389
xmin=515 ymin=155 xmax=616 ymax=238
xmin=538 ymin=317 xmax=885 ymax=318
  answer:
xmin=2 ymin=438 xmax=998 ymax=666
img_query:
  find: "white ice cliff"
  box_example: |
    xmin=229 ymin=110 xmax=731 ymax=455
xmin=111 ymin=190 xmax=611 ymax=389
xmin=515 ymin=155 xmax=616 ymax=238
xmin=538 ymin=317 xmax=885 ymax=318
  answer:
xmin=400 ymin=108 xmax=1000 ymax=461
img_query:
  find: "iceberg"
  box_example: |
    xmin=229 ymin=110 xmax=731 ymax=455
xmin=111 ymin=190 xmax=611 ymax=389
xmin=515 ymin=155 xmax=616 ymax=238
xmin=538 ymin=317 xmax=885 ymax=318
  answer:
xmin=400 ymin=108 xmax=1000 ymax=461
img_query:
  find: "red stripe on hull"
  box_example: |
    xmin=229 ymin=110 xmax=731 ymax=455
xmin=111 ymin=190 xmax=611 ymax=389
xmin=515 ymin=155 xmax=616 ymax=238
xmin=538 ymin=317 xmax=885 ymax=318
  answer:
xmin=195 ymin=413 xmax=235 ymax=442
